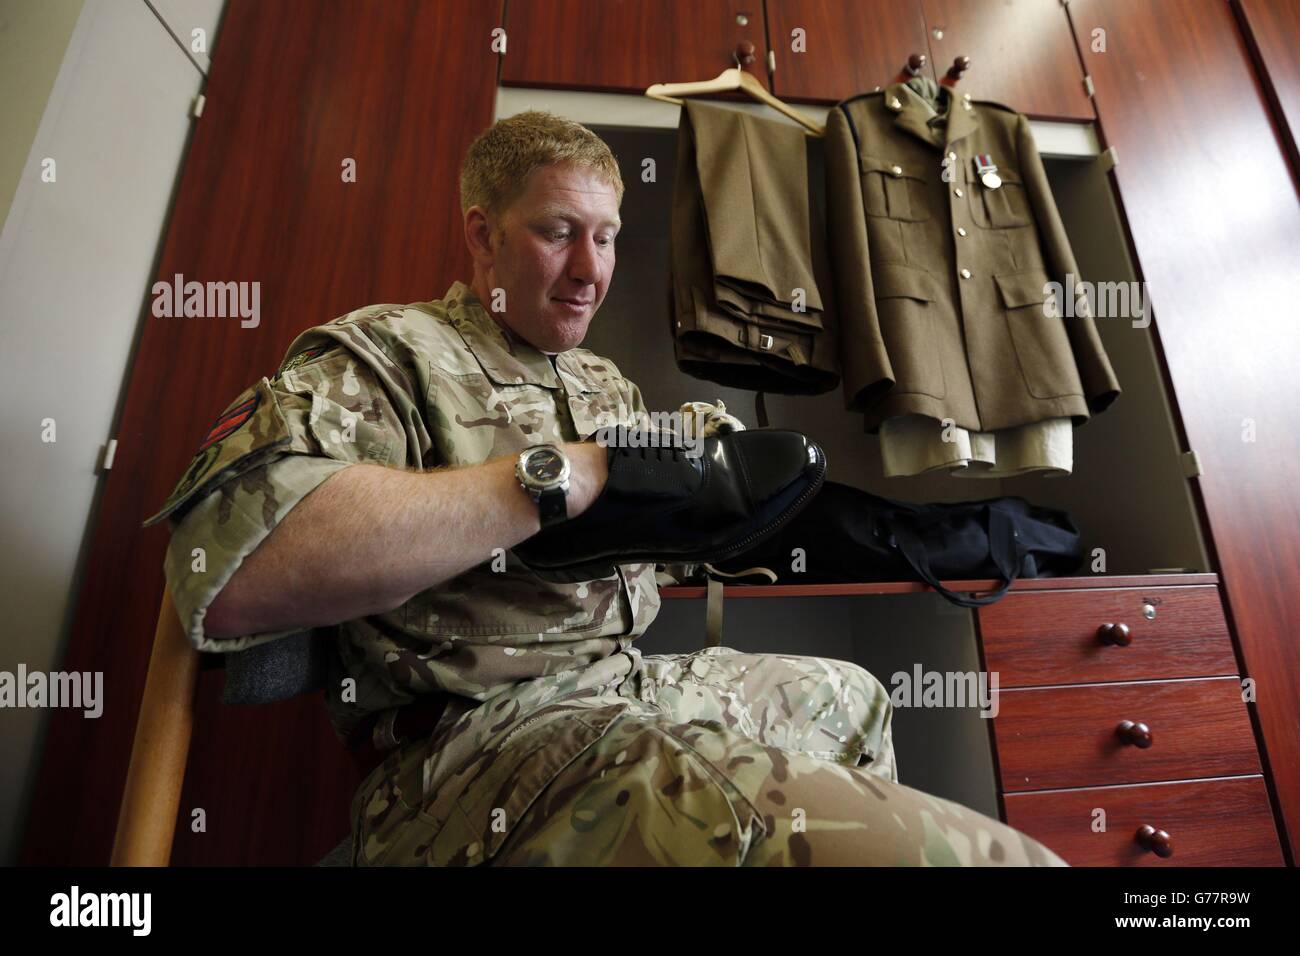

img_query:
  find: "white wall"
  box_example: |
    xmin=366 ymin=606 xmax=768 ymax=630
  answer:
xmin=0 ymin=0 xmax=226 ymax=865
xmin=0 ymin=0 xmax=85 ymax=226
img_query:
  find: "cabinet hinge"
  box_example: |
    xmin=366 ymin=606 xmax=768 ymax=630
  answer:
xmin=1099 ymin=145 xmax=1119 ymax=172
xmin=100 ymin=438 xmax=118 ymax=472
xmin=190 ymin=93 xmax=206 ymax=119
xmin=767 ymin=49 xmax=775 ymax=74
xmin=1181 ymin=450 xmax=1204 ymax=479
xmin=1082 ymin=75 xmax=1095 ymax=97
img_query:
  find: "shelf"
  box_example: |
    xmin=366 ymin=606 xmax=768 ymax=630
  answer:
xmin=658 ymin=573 xmax=1218 ymax=600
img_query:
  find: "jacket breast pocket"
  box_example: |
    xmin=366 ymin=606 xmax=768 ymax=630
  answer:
xmin=859 ymin=156 xmax=931 ymax=222
xmin=567 ymin=384 xmax=631 ymax=441
xmin=873 ymin=263 xmax=947 ymax=399
xmin=969 ymin=168 xmax=1033 ymax=229
xmin=433 ymin=369 xmax=554 ymax=458
xmin=996 ymin=270 xmax=1084 ymax=400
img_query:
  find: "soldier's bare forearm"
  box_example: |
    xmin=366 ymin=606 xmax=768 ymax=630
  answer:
xmin=203 ymin=442 xmax=608 ymax=640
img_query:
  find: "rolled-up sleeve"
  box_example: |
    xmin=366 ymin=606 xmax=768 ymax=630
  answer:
xmin=146 ymin=323 xmax=432 ymax=652
xmin=162 ymin=454 xmax=355 ymax=653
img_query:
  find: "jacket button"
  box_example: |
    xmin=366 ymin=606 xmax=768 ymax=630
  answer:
xmin=960 ymin=268 xmax=972 ymax=279
xmin=957 ymin=227 xmax=968 ymax=237
xmin=955 ymin=188 xmax=964 ymax=197
xmin=891 ymin=165 xmax=903 ymax=176
xmin=948 ymin=151 xmax=957 ymax=162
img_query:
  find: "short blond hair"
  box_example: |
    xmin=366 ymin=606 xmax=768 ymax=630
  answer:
xmin=459 ymin=110 xmax=624 ymax=221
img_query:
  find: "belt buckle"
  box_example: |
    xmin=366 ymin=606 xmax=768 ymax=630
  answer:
xmin=758 ymin=333 xmax=774 ymax=351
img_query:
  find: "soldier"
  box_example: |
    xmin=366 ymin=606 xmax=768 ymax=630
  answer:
xmin=144 ymin=110 xmax=1067 ymax=867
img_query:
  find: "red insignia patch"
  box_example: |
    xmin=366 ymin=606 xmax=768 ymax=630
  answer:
xmin=199 ymin=392 xmax=260 ymax=451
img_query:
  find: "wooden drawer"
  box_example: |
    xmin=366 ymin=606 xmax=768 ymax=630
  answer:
xmin=994 ymin=678 xmax=1259 ymax=791
xmin=978 ymin=586 xmax=1235 ymax=687
xmin=1003 ymin=776 xmax=1283 ymax=866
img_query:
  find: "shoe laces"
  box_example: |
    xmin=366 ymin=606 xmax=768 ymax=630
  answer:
xmin=642 ymin=445 xmax=682 ymax=461
xmin=618 ymin=444 xmax=684 ymax=462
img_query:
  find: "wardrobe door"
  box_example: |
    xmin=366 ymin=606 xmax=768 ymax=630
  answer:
xmin=501 ymin=0 xmax=770 ymax=94
xmin=920 ymin=0 xmax=1095 ymax=120
xmin=766 ymin=0 xmax=933 ymax=103
xmin=1071 ymin=0 xmax=1300 ymax=861
xmin=1233 ymin=0 xmax=1300 ymax=176
xmin=20 ymin=0 xmax=501 ymax=866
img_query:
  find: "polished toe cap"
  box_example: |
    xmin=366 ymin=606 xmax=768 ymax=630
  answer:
xmin=726 ymin=430 xmax=825 ymax=502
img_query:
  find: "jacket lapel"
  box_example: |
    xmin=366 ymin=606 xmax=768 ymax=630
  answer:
xmin=943 ymin=91 xmax=980 ymax=148
xmin=884 ymin=81 xmax=981 ymax=151
xmin=886 ymin=82 xmax=942 ymax=149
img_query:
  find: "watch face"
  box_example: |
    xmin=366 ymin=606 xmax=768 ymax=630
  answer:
xmin=525 ymin=447 xmax=566 ymax=483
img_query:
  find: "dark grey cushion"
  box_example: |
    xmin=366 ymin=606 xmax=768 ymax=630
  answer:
xmin=221 ymin=628 xmax=338 ymax=706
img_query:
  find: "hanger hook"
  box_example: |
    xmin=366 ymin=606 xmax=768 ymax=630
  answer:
xmin=733 ymin=50 xmax=742 ymax=70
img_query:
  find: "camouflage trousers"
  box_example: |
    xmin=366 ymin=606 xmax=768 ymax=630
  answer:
xmin=350 ymin=645 xmax=1068 ymax=866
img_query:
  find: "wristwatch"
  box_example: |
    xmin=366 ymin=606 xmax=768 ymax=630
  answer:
xmin=515 ymin=444 xmax=571 ymax=528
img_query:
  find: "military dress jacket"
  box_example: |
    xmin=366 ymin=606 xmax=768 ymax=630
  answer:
xmin=825 ymin=81 xmax=1121 ymax=432
xmin=142 ymin=280 xmax=661 ymax=746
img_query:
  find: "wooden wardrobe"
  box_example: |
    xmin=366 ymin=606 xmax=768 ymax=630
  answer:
xmin=22 ymin=0 xmax=1300 ymax=867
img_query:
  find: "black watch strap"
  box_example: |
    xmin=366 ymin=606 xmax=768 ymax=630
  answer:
xmin=538 ymin=486 xmax=567 ymax=527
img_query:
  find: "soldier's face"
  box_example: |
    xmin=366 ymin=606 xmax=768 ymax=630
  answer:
xmin=472 ymin=162 xmax=620 ymax=353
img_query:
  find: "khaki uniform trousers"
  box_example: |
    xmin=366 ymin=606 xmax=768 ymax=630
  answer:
xmin=351 ymin=645 xmax=1067 ymax=867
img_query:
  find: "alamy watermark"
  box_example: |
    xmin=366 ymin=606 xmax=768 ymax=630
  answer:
xmin=890 ymin=666 xmax=1000 ymax=718
xmin=1 ymin=666 xmax=102 ymax=718
xmin=152 ymin=272 xmax=260 ymax=328
xmin=1044 ymin=273 xmax=1150 ymax=328
xmin=592 ymin=404 xmax=705 ymax=458
xmin=50 ymin=886 xmax=150 ymax=935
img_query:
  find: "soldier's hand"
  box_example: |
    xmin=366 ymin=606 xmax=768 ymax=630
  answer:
xmin=563 ymin=441 xmax=610 ymax=518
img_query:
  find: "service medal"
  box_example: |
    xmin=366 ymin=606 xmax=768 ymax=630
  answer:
xmin=973 ymin=153 xmax=1001 ymax=189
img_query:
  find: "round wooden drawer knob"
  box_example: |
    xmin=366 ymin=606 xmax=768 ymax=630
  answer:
xmin=1096 ymin=622 xmax=1133 ymax=646
xmin=1116 ymin=720 xmax=1153 ymax=747
xmin=1135 ymin=824 xmax=1174 ymax=858
xmin=735 ymin=41 xmax=756 ymax=66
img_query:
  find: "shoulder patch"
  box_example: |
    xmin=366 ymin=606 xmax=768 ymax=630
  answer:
xmin=142 ymin=378 xmax=293 ymax=528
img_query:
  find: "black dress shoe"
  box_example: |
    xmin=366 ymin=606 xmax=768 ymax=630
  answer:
xmin=512 ymin=429 xmax=827 ymax=582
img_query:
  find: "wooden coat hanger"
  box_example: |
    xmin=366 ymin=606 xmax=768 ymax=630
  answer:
xmin=645 ymin=54 xmax=825 ymax=137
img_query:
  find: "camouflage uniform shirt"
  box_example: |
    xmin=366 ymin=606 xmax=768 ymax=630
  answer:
xmin=144 ymin=280 xmax=661 ymax=751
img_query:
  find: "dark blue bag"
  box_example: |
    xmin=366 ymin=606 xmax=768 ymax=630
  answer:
xmin=714 ymin=481 xmax=1084 ymax=607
